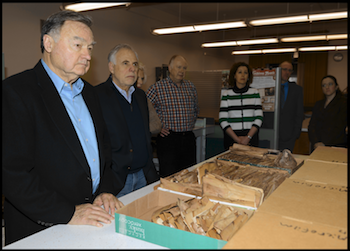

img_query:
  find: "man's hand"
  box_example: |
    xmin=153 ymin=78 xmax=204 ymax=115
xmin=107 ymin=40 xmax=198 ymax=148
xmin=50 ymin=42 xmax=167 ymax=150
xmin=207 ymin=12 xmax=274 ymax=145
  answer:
xmin=68 ymin=193 xmax=124 ymax=227
xmin=93 ymin=193 xmax=124 ymax=216
xmin=68 ymin=203 xmax=114 ymax=227
xmin=160 ymin=127 xmax=170 ymax=137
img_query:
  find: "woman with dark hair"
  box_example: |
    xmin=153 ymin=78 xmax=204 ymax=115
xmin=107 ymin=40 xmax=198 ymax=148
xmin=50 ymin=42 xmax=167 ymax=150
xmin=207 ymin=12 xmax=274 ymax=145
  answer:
xmin=308 ymin=75 xmax=347 ymax=151
xmin=219 ymin=62 xmax=263 ymax=150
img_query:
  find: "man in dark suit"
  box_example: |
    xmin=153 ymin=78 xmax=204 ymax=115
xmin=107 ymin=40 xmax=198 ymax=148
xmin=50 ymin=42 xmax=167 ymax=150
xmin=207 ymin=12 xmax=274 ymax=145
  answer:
xmin=95 ymin=44 xmax=159 ymax=198
xmin=278 ymin=61 xmax=304 ymax=151
xmin=2 ymin=10 xmax=123 ymax=245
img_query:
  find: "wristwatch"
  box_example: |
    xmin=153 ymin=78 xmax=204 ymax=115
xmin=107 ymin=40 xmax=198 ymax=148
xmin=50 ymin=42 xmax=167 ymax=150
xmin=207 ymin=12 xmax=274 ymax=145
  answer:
xmin=247 ymin=135 xmax=252 ymax=140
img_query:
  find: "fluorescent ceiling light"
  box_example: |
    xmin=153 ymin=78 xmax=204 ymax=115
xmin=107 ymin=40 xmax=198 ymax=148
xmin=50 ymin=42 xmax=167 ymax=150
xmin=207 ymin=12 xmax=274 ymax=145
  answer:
xmin=281 ymin=34 xmax=348 ymax=42
xmin=202 ymin=41 xmax=238 ymax=48
xmin=299 ymin=45 xmax=347 ymax=51
xmin=202 ymin=38 xmax=278 ymax=48
xmin=153 ymin=26 xmax=195 ymax=35
xmin=232 ymin=50 xmax=262 ymax=55
xmin=336 ymin=45 xmax=348 ymax=50
xmin=327 ymin=34 xmax=348 ymax=40
xmin=64 ymin=3 xmax=130 ymax=12
xmin=194 ymin=21 xmax=246 ymax=31
xmin=232 ymin=48 xmax=296 ymax=55
xmin=153 ymin=20 xmax=246 ymax=35
xmin=250 ymin=15 xmax=308 ymax=26
xmin=237 ymin=38 xmax=278 ymax=45
xmin=281 ymin=35 xmax=327 ymax=42
xmin=309 ymin=11 xmax=347 ymax=21
xmin=249 ymin=11 xmax=347 ymax=26
xmin=262 ymin=48 xmax=297 ymax=53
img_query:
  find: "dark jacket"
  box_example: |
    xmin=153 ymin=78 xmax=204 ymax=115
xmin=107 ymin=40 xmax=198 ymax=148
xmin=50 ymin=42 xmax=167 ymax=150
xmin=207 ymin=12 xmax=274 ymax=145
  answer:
xmin=308 ymin=91 xmax=347 ymax=148
xmin=2 ymin=61 xmax=115 ymax=245
xmin=94 ymin=77 xmax=159 ymax=194
xmin=279 ymin=81 xmax=304 ymax=151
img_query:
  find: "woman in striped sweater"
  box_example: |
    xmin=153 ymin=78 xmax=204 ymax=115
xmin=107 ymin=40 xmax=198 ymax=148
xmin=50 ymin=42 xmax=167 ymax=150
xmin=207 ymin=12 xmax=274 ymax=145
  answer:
xmin=219 ymin=62 xmax=263 ymax=150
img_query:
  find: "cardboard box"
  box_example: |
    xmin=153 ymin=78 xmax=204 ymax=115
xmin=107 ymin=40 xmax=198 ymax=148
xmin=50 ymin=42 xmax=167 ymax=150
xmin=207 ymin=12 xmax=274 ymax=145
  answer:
xmin=308 ymin=146 xmax=347 ymax=163
xmin=223 ymin=210 xmax=347 ymax=249
xmin=257 ymin=178 xmax=347 ymax=229
xmin=291 ymin=159 xmax=347 ymax=186
xmin=115 ymin=189 xmax=254 ymax=249
xmin=223 ymin=177 xmax=348 ymax=249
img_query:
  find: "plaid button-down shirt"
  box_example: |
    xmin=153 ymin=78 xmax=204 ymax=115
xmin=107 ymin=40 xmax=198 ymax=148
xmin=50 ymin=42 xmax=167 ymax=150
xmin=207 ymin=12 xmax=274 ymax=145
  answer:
xmin=147 ymin=76 xmax=199 ymax=132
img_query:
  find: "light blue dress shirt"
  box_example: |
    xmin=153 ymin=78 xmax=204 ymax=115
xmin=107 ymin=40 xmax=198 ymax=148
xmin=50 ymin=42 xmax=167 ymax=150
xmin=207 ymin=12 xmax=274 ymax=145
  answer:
xmin=112 ymin=80 xmax=135 ymax=104
xmin=41 ymin=59 xmax=100 ymax=194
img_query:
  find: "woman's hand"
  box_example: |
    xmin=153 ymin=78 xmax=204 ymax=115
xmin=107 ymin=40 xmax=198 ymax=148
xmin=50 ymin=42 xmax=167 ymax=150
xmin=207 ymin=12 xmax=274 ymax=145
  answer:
xmin=238 ymin=136 xmax=250 ymax=145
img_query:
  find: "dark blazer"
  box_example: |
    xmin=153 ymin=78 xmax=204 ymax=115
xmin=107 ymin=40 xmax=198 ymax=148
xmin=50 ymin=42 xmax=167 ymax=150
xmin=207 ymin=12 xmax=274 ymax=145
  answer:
xmin=279 ymin=81 xmax=304 ymax=151
xmin=308 ymin=91 xmax=347 ymax=148
xmin=2 ymin=61 xmax=115 ymax=245
xmin=94 ymin=77 xmax=159 ymax=194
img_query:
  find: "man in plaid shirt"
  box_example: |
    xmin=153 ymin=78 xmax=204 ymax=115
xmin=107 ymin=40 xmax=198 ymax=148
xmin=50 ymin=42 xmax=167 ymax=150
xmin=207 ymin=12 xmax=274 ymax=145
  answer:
xmin=147 ymin=55 xmax=199 ymax=178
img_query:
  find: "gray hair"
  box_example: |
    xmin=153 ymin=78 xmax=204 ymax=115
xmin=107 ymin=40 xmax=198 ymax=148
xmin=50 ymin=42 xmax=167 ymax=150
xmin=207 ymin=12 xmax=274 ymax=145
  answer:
xmin=138 ymin=63 xmax=147 ymax=84
xmin=41 ymin=10 xmax=93 ymax=53
xmin=107 ymin=44 xmax=139 ymax=65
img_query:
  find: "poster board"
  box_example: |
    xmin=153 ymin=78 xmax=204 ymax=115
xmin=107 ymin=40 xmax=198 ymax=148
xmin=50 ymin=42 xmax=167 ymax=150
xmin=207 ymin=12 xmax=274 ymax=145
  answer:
xmin=250 ymin=68 xmax=276 ymax=112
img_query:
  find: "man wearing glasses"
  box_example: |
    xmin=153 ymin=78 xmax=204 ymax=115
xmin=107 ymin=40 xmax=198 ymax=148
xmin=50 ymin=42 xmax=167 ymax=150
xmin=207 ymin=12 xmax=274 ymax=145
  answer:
xmin=278 ymin=61 xmax=304 ymax=152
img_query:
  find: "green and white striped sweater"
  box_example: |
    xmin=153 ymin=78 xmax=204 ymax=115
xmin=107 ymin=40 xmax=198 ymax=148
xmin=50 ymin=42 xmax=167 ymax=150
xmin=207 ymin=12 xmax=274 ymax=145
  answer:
xmin=219 ymin=87 xmax=263 ymax=131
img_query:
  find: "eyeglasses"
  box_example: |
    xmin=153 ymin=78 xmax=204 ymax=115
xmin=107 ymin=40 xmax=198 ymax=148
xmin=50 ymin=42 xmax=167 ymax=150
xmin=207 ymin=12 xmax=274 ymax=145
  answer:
xmin=322 ymin=82 xmax=335 ymax=88
xmin=281 ymin=68 xmax=293 ymax=72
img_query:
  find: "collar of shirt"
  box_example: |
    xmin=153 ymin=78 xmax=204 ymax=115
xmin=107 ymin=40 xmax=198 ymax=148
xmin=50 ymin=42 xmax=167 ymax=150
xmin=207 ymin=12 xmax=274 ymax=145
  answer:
xmin=41 ymin=59 xmax=84 ymax=98
xmin=167 ymin=76 xmax=184 ymax=87
xmin=112 ymin=80 xmax=135 ymax=103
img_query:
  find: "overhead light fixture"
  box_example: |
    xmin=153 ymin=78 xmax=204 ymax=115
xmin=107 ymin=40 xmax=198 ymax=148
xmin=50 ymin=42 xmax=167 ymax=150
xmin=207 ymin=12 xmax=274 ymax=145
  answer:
xmin=232 ymin=48 xmax=296 ymax=55
xmin=249 ymin=15 xmax=308 ymax=26
xmin=309 ymin=11 xmax=347 ymax=21
xmin=232 ymin=50 xmax=263 ymax=55
xmin=326 ymin=34 xmax=348 ymax=40
xmin=202 ymin=38 xmax=278 ymax=48
xmin=281 ymin=33 xmax=348 ymax=42
xmin=262 ymin=48 xmax=297 ymax=53
xmin=63 ymin=3 xmax=130 ymax=12
xmin=281 ymin=35 xmax=326 ymax=42
xmin=194 ymin=21 xmax=246 ymax=31
xmin=152 ymin=11 xmax=347 ymax=35
xmin=153 ymin=26 xmax=195 ymax=35
xmin=152 ymin=21 xmax=246 ymax=35
xmin=299 ymin=45 xmax=347 ymax=51
xmin=249 ymin=11 xmax=347 ymax=26
xmin=232 ymin=45 xmax=347 ymax=55
xmin=237 ymin=38 xmax=279 ymax=46
xmin=202 ymin=41 xmax=238 ymax=48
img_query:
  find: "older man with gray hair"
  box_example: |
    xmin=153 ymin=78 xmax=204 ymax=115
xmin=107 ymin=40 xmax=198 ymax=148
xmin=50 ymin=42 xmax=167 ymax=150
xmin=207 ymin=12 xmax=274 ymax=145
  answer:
xmin=95 ymin=44 xmax=159 ymax=198
xmin=147 ymin=55 xmax=199 ymax=178
xmin=3 ymin=10 xmax=123 ymax=245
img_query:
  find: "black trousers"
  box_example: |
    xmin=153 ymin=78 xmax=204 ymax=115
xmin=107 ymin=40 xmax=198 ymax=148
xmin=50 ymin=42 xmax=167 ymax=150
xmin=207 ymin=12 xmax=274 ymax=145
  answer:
xmin=223 ymin=129 xmax=259 ymax=151
xmin=156 ymin=131 xmax=196 ymax=178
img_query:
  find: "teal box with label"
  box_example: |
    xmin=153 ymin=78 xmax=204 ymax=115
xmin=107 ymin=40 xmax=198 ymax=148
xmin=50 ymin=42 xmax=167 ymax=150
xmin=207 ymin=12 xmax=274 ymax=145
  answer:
xmin=115 ymin=189 xmax=228 ymax=249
